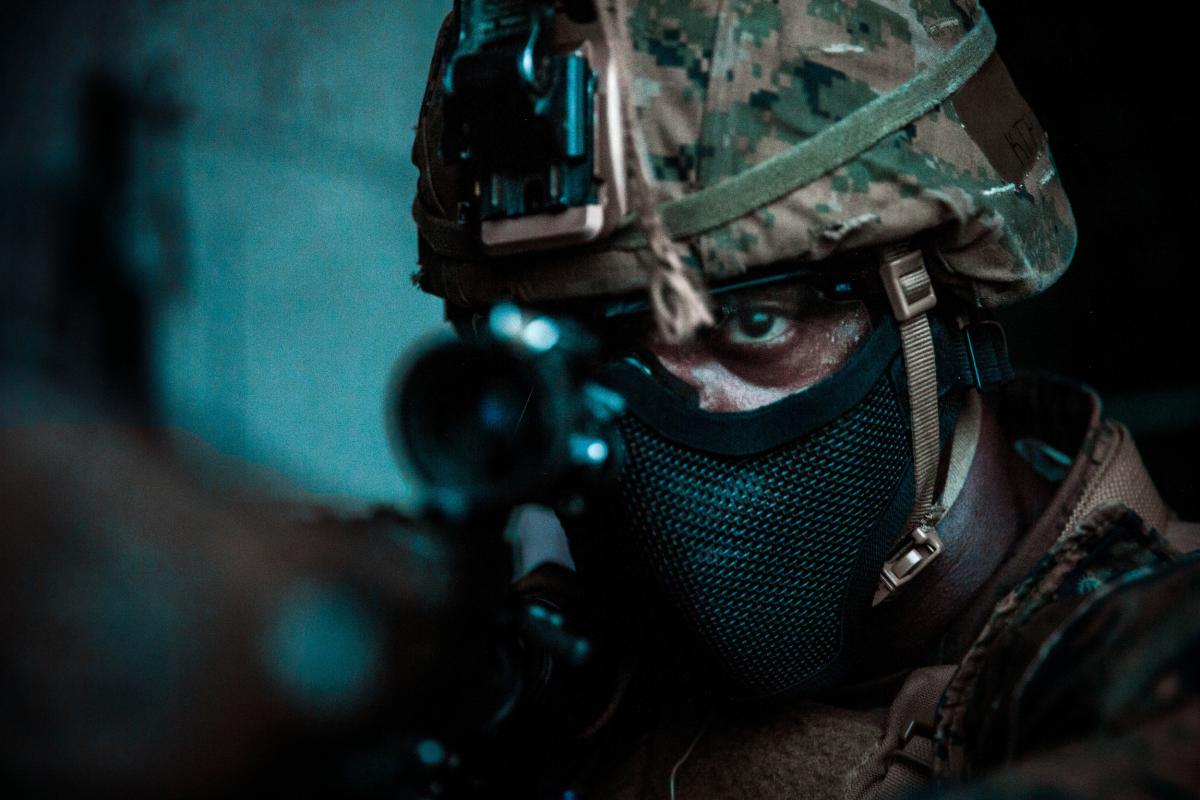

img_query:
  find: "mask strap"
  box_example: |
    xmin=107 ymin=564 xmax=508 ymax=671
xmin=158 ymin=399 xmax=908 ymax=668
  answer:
xmin=875 ymin=245 xmax=945 ymax=605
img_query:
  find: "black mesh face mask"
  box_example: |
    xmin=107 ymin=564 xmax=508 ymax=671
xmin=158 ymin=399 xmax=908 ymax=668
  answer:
xmin=565 ymin=315 xmax=962 ymax=699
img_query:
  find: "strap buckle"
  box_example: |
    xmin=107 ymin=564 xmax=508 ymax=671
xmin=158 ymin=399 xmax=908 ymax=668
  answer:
xmin=880 ymin=249 xmax=937 ymax=322
xmin=879 ymin=522 xmax=944 ymax=596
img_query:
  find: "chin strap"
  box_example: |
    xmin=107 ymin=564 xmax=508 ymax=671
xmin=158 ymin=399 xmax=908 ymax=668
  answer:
xmin=874 ymin=245 xmax=946 ymax=605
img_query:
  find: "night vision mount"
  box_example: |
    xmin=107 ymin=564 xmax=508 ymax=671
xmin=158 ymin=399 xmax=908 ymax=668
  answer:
xmin=441 ymin=0 xmax=629 ymax=254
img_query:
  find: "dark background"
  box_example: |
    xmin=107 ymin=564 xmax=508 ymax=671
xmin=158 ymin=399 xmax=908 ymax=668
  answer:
xmin=988 ymin=3 xmax=1200 ymax=517
xmin=1 ymin=3 xmax=1197 ymax=515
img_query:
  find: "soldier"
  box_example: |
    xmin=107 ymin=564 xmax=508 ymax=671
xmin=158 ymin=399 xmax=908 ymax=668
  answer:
xmin=410 ymin=0 xmax=1200 ymax=797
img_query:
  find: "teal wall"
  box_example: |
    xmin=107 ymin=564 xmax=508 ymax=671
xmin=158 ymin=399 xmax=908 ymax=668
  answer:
xmin=157 ymin=2 xmax=453 ymax=503
xmin=6 ymin=2 xmax=455 ymax=502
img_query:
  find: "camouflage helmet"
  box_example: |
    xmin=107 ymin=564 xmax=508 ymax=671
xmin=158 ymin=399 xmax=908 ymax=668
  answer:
xmin=412 ymin=0 xmax=1076 ymax=319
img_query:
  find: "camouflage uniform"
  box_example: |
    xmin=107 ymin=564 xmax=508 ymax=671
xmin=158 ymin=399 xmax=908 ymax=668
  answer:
xmin=413 ymin=2 xmax=1200 ymax=797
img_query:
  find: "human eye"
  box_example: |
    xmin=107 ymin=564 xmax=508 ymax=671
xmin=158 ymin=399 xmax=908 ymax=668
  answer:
xmin=705 ymin=286 xmax=816 ymax=356
xmin=720 ymin=305 xmax=793 ymax=346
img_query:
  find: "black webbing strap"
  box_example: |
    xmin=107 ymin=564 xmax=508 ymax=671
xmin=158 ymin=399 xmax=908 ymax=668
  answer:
xmin=960 ymin=320 xmax=1013 ymax=392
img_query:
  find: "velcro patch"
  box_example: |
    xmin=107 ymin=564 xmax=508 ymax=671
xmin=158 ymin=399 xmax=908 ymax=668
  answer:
xmin=950 ymin=54 xmax=1046 ymax=185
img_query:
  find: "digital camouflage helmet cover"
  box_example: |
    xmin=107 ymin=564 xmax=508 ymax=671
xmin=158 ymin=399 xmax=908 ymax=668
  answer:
xmin=413 ymin=0 xmax=1075 ymax=317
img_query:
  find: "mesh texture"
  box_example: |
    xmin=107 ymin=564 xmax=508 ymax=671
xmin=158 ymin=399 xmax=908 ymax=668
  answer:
xmin=614 ymin=379 xmax=910 ymax=695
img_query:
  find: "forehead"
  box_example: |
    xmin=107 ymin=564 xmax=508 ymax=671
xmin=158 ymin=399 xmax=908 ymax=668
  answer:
xmin=560 ymin=250 xmax=882 ymax=327
xmin=445 ymin=247 xmax=885 ymax=342
xmin=473 ymin=273 xmax=879 ymax=354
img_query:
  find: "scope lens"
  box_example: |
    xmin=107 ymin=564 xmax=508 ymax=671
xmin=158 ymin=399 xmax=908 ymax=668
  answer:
xmin=398 ymin=342 xmax=555 ymax=495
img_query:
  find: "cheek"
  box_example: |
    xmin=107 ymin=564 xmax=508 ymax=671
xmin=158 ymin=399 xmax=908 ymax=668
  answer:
xmin=650 ymin=305 xmax=873 ymax=413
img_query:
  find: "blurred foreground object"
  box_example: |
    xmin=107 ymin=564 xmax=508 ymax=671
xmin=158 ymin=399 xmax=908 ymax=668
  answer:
xmin=391 ymin=304 xmax=623 ymax=514
xmin=0 ymin=382 xmax=482 ymax=797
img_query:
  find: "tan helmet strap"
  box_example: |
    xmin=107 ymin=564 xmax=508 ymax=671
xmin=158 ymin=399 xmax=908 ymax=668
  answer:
xmin=875 ymin=246 xmax=945 ymax=604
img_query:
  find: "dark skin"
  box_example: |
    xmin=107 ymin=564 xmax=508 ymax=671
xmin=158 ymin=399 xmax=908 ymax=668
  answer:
xmin=637 ymin=285 xmax=1055 ymax=659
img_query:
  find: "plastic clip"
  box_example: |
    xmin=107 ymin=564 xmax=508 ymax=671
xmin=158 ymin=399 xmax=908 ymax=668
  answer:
xmin=876 ymin=521 xmax=943 ymax=603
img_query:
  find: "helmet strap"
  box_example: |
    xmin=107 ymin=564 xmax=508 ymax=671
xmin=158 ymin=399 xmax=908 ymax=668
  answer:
xmin=874 ymin=244 xmax=946 ymax=605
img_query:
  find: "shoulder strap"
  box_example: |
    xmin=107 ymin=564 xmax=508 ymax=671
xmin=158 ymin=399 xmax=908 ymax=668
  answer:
xmin=846 ymin=665 xmax=956 ymax=800
xmin=1064 ymin=420 xmax=1170 ymax=537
